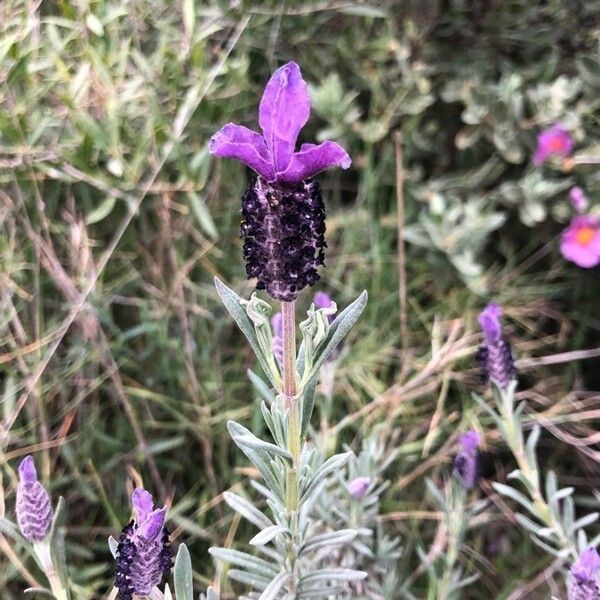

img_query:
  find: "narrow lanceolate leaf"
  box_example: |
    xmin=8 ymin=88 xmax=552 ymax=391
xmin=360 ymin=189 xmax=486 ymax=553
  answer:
xmin=214 ymin=277 xmax=279 ymax=388
xmin=250 ymin=525 xmax=289 ymax=546
xmin=174 ymin=543 xmax=194 ymax=600
xmin=259 ymin=571 xmax=291 ymax=600
xmin=301 ymin=452 xmax=352 ymax=505
xmin=223 ymin=492 xmax=273 ymax=530
xmin=48 ymin=497 xmax=70 ymax=599
xmin=300 ymin=529 xmax=357 ymax=555
xmin=233 ymin=433 xmax=293 ymax=462
xmin=300 ymin=568 xmax=368 ymax=586
xmin=208 ymin=547 xmax=280 ymax=578
xmin=108 ymin=535 xmax=119 ymax=558
xmin=164 ymin=584 xmax=174 ymax=600
xmin=227 ymin=568 xmax=272 ymax=590
xmin=300 ymin=374 xmax=318 ymax=439
xmin=205 ymin=588 xmax=220 ymax=600
xmin=492 ymin=483 xmax=535 ymax=512
xmin=304 ymin=290 xmax=368 ymax=379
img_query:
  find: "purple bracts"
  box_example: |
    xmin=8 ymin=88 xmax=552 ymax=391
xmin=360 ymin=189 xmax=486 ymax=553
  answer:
xmin=453 ymin=430 xmax=481 ymax=490
xmin=16 ymin=456 xmax=53 ymax=543
xmin=115 ymin=489 xmax=173 ymax=600
xmin=477 ymin=303 xmax=516 ymax=390
xmin=569 ymin=547 xmax=600 ymax=600
xmin=242 ymin=177 xmax=325 ymax=301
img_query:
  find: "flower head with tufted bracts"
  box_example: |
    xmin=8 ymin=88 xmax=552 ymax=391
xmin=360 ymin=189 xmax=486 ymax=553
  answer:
xmin=114 ymin=488 xmax=173 ymax=600
xmin=453 ymin=430 xmax=481 ymax=490
xmin=533 ymin=124 xmax=574 ymax=166
xmin=211 ymin=62 xmax=351 ymax=301
xmin=568 ymin=547 xmax=600 ymax=600
xmin=15 ymin=455 xmax=54 ymax=543
xmin=477 ymin=303 xmax=516 ymax=390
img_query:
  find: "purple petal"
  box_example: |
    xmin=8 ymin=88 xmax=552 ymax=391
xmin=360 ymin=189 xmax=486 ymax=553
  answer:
xmin=271 ymin=312 xmax=283 ymax=339
xmin=277 ymin=141 xmax=351 ymax=184
xmin=478 ymin=303 xmax=502 ymax=344
xmin=132 ymin=488 xmax=154 ymax=522
xmin=210 ymin=123 xmax=274 ymax=181
xmin=347 ymin=476 xmax=372 ymax=499
xmin=313 ymin=291 xmax=333 ymax=310
xmin=18 ymin=456 xmax=38 ymax=484
xmin=259 ymin=62 xmax=310 ymax=173
xmin=571 ymin=547 xmax=600 ymax=582
xmin=459 ymin=430 xmax=480 ymax=454
xmin=137 ymin=507 xmax=166 ymax=541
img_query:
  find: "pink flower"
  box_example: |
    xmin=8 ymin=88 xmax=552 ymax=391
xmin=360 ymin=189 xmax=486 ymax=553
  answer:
xmin=569 ymin=187 xmax=588 ymax=213
xmin=533 ymin=125 xmax=574 ymax=166
xmin=560 ymin=215 xmax=600 ymax=268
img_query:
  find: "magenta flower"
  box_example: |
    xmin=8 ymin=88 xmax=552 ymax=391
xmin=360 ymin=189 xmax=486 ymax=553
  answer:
xmin=569 ymin=187 xmax=588 ymax=213
xmin=347 ymin=476 xmax=372 ymax=499
xmin=477 ymin=304 xmax=516 ymax=390
xmin=560 ymin=215 xmax=600 ymax=268
xmin=453 ymin=430 xmax=481 ymax=490
xmin=15 ymin=456 xmax=53 ymax=543
xmin=115 ymin=488 xmax=173 ymax=600
xmin=533 ymin=124 xmax=574 ymax=166
xmin=568 ymin=547 xmax=600 ymax=600
xmin=210 ymin=62 xmax=350 ymax=184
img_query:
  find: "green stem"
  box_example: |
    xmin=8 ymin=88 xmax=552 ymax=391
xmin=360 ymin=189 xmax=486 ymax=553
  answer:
xmin=34 ymin=542 xmax=68 ymax=600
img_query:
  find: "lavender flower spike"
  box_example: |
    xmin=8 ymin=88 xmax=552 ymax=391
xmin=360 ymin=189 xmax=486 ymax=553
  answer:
xmin=477 ymin=303 xmax=516 ymax=390
xmin=16 ymin=455 xmax=53 ymax=543
xmin=568 ymin=547 xmax=600 ymax=600
xmin=453 ymin=430 xmax=481 ymax=490
xmin=211 ymin=63 xmax=351 ymax=301
xmin=115 ymin=488 xmax=173 ymax=600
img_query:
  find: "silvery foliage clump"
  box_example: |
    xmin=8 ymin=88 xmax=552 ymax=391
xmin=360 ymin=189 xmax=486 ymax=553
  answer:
xmin=211 ymin=278 xmax=372 ymax=598
xmin=310 ymin=434 xmax=402 ymax=599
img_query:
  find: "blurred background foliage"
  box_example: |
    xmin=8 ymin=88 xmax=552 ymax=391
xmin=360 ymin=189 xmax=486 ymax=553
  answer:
xmin=0 ymin=0 xmax=599 ymax=598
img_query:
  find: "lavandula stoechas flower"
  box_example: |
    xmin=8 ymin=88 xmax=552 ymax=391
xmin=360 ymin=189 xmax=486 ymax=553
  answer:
xmin=453 ymin=431 xmax=480 ymax=490
xmin=568 ymin=547 xmax=600 ymax=600
xmin=477 ymin=303 xmax=516 ymax=390
xmin=560 ymin=215 xmax=600 ymax=268
xmin=115 ymin=489 xmax=173 ymax=600
xmin=16 ymin=456 xmax=53 ymax=543
xmin=533 ymin=124 xmax=574 ymax=166
xmin=210 ymin=62 xmax=351 ymax=301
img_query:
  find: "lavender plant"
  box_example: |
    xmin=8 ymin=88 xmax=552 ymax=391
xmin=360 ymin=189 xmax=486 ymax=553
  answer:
xmin=209 ymin=62 xmax=370 ymax=598
xmin=474 ymin=304 xmax=600 ymax=594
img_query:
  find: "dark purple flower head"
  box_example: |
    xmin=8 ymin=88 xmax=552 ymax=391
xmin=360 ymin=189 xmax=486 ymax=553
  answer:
xmin=210 ymin=62 xmax=350 ymax=184
xmin=533 ymin=124 xmax=574 ymax=166
xmin=453 ymin=430 xmax=480 ymax=490
xmin=347 ymin=476 xmax=372 ymax=499
xmin=569 ymin=547 xmax=600 ymax=600
xmin=115 ymin=488 xmax=173 ymax=600
xmin=477 ymin=303 xmax=516 ymax=390
xmin=16 ymin=455 xmax=53 ymax=543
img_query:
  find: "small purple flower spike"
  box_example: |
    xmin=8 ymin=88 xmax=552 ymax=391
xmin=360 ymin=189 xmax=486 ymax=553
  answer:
xmin=347 ymin=476 xmax=372 ymax=499
xmin=211 ymin=63 xmax=351 ymax=302
xmin=560 ymin=215 xmax=600 ymax=269
xmin=477 ymin=304 xmax=516 ymax=390
xmin=569 ymin=187 xmax=588 ymax=213
xmin=115 ymin=488 xmax=173 ymax=600
xmin=271 ymin=312 xmax=284 ymax=365
xmin=453 ymin=430 xmax=481 ymax=490
xmin=16 ymin=455 xmax=53 ymax=543
xmin=533 ymin=124 xmax=574 ymax=166
xmin=211 ymin=62 xmax=351 ymax=184
xmin=568 ymin=547 xmax=600 ymax=600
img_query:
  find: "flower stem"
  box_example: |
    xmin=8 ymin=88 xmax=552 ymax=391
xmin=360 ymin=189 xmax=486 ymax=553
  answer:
xmin=281 ymin=301 xmax=297 ymax=399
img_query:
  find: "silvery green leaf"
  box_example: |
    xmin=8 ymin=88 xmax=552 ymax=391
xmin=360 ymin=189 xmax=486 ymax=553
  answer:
xmin=209 ymin=548 xmax=279 ymax=578
xmin=302 ymin=291 xmax=368 ymax=381
xmin=300 ymin=452 xmax=352 ymax=505
xmin=233 ymin=433 xmax=293 ymax=462
xmin=298 ymin=587 xmax=347 ymax=598
xmin=48 ymin=497 xmax=70 ymax=599
xmin=108 ymin=535 xmax=118 ymax=558
xmin=174 ymin=543 xmax=194 ymax=600
xmin=526 ymin=425 xmax=541 ymax=464
xmin=567 ymin=512 xmax=599 ymax=537
xmin=551 ymin=487 xmax=575 ymax=503
xmin=0 ymin=517 xmax=23 ymax=541
xmin=249 ymin=525 xmax=288 ymax=546
xmin=300 ymin=568 xmax=367 ymax=585
xmin=227 ymin=568 xmax=272 ymax=590
xmin=300 ymin=529 xmax=357 ymax=554
xmin=223 ymin=492 xmax=274 ymax=530
xmin=164 ymin=584 xmax=173 ymax=600
xmin=492 ymin=482 xmax=535 ymax=512
xmin=248 ymin=370 xmax=276 ymax=404
xmin=300 ymin=374 xmax=318 ymax=439
xmin=258 ymin=571 xmax=290 ymax=600
xmin=205 ymin=587 xmax=220 ymax=600
xmin=214 ymin=277 xmax=280 ymax=389
xmin=24 ymin=589 xmax=55 ymax=598
xmin=514 ymin=513 xmax=552 ymax=538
